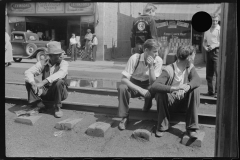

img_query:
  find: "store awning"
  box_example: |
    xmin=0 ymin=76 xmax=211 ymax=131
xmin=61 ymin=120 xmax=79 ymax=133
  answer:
xmin=154 ymin=4 xmax=221 ymax=21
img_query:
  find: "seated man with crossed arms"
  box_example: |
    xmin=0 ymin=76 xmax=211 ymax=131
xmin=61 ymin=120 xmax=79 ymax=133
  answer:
xmin=24 ymin=41 xmax=69 ymax=118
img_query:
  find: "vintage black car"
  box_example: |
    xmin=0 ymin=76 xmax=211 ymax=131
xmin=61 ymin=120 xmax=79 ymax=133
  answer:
xmin=11 ymin=31 xmax=50 ymax=62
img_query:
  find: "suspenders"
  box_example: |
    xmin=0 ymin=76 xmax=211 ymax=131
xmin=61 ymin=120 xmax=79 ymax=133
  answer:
xmin=133 ymin=53 xmax=141 ymax=74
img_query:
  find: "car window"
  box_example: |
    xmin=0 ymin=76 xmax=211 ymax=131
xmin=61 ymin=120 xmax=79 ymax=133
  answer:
xmin=13 ymin=34 xmax=24 ymax=41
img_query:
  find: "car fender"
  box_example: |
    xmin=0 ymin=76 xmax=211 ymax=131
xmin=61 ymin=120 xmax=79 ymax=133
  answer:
xmin=29 ymin=47 xmax=47 ymax=58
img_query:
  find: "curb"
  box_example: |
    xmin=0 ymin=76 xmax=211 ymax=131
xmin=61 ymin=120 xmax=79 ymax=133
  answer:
xmin=5 ymin=96 xmax=216 ymax=127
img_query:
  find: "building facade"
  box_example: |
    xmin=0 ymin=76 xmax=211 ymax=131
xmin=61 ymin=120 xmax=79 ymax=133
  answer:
xmin=5 ymin=2 xmax=221 ymax=64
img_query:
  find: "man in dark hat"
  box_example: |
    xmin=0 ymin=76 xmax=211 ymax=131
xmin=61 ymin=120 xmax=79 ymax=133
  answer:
xmin=24 ymin=41 xmax=69 ymax=118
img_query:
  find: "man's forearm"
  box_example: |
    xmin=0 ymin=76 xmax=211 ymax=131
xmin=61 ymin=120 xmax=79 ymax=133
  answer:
xmin=121 ymin=77 xmax=141 ymax=92
xmin=149 ymin=67 xmax=156 ymax=85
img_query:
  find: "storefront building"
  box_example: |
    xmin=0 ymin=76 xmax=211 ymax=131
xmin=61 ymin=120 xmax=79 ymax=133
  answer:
xmin=5 ymin=3 xmax=221 ymax=62
xmin=6 ymin=2 xmax=96 ymax=58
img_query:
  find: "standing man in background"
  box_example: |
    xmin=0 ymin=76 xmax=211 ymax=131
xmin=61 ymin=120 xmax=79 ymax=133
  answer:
xmin=202 ymin=14 xmax=220 ymax=98
xmin=69 ymin=33 xmax=77 ymax=62
xmin=84 ymin=29 xmax=93 ymax=60
xmin=91 ymin=33 xmax=98 ymax=61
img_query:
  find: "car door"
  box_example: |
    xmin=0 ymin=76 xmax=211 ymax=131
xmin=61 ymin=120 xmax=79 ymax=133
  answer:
xmin=11 ymin=33 xmax=27 ymax=57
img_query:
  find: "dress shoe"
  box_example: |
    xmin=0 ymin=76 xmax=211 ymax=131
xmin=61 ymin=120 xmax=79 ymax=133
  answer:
xmin=187 ymin=129 xmax=199 ymax=138
xmin=155 ymin=130 xmax=165 ymax=137
xmin=54 ymin=106 xmax=63 ymax=118
xmin=118 ymin=117 xmax=129 ymax=130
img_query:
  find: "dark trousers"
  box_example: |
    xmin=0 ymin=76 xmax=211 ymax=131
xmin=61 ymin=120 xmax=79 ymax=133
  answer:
xmin=155 ymin=88 xmax=200 ymax=131
xmin=92 ymin=45 xmax=97 ymax=61
xmin=25 ymin=79 xmax=68 ymax=108
xmin=206 ymin=48 xmax=219 ymax=94
xmin=71 ymin=44 xmax=77 ymax=61
xmin=117 ymin=78 xmax=153 ymax=118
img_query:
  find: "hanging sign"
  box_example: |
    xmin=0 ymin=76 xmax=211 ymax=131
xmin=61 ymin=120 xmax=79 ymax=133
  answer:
xmin=65 ymin=3 xmax=94 ymax=14
xmin=156 ymin=21 xmax=168 ymax=28
xmin=36 ymin=3 xmax=64 ymax=13
xmin=177 ymin=21 xmax=189 ymax=28
xmin=7 ymin=3 xmax=35 ymax=14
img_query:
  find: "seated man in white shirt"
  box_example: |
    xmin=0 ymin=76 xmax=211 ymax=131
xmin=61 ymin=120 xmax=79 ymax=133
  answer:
xmin=24 ymin=41 xmax=69 ymax=118
xmin=118 ymin=39 xmax=163 ymax=130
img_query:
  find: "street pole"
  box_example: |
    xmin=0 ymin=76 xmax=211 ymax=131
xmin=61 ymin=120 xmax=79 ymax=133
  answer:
xmin=214 ymin=3 xmax=238 ymax=157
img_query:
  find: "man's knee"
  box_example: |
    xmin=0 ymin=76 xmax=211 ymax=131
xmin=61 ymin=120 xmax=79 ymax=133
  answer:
xmin=117 ymin=84 xmax=128 ymax=93
xmin=52 ymin=79 xmax=65 ymax=88
xmin=155 ymin=92 xmax=167 ymax=101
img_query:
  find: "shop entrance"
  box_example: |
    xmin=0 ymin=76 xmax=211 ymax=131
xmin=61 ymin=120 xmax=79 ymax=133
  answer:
xmin=24 ymin=16 xmax=81 ymax=52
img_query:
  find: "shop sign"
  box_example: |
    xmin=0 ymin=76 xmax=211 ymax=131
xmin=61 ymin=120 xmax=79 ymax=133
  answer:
xmin=156 ymin=21 xmax=168 ymax=28
xmin=177 ymin=21 xmax=189 ymax=28
xmin=8 ymin=3 xmax=35 ymax=14
xmin=168 ymin=21 xmax=177 ymax=28
xmin=65 ymin=3 xmax=94 ymax=14
xmin=156 ymin=20 xmax=191 ymax=54
xmin=36 ymin=3 xmax=64 ymax=13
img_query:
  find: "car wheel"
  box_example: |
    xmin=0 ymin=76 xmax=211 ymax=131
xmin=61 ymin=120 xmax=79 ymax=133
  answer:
xmin=26 ymin=43 xmax=37 ymax=56
xmin=13 ymin=58 xmax=22 ymax=62
xmin=36 ymin=51 xmax=47 ymax=62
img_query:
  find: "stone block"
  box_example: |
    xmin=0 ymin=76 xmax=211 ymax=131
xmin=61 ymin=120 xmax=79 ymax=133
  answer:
xmin=131 ymin=121 xmax=155 ymax=141
xmin=15 ymin=115 xmax=42 ymax=126
xmin=181 ymin=131 xmax=205 ymax=147
xmin=86 ymin=119 xmax=114 ymax=137
xmin=55 ymin=118 xmax=83 ymax=130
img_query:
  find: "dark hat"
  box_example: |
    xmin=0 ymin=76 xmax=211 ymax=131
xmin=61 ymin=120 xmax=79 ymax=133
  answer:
xmin=45 ymin=41 xmax=65 ymax=55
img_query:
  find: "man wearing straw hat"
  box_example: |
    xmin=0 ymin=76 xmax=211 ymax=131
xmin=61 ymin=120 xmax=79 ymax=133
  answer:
xmin=24 ymin=41 xmax=69 ymax=118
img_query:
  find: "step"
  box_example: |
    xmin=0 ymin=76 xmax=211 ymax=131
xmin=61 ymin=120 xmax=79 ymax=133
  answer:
xmin=5 ymin=96 xmax=216 ymax=127
xmin=6 ymin=81 xmax=217 ymax=104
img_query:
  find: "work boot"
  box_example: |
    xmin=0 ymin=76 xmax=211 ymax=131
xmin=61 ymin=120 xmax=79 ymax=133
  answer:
xmin=118 ymin=116 xmax=129 ymax=130
xmin=54 ymin=106 xmax=63 ymax=118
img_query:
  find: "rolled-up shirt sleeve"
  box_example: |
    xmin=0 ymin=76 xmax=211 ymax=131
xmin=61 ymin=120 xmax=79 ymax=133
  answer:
xmin=46 ymin=60 xmax=69 ymax=83
xmin=122 ymin=54 xmax=136 ymax=79
xmin=153 ymin=56 xmax=163 ymax=78
xmin=24 ymin=62 xmax=43 ymax=83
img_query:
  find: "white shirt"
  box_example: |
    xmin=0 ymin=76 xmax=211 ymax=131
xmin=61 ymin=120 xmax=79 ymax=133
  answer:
xmin=92 ymin=37 xmax=98 ymax=45
xmin=203 ymin=25 xmax=220 ymax=49
xmin=122 ymin=53 xmax=163 ymax=81
xmin=25 ymin=59 xmax=69 ymax=84
xmin=70 ymin=37 xmax=77 ymax=45
xmin=171 ymin=62 xmax=185 ymax=87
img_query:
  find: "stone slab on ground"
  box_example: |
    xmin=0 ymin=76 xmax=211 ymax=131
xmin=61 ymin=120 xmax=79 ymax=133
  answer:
xmin=85 ymin=119 xmax=114 ymax=137
xmin=14 ymin=115 xmax=42 ymax=126
xmin=131 ymin=120 xmax=155 ymax=141
xmin=55 ymin=118 xmax=83 ymax=130
xmin=181 ymin=131 xmax=205 ymax=147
